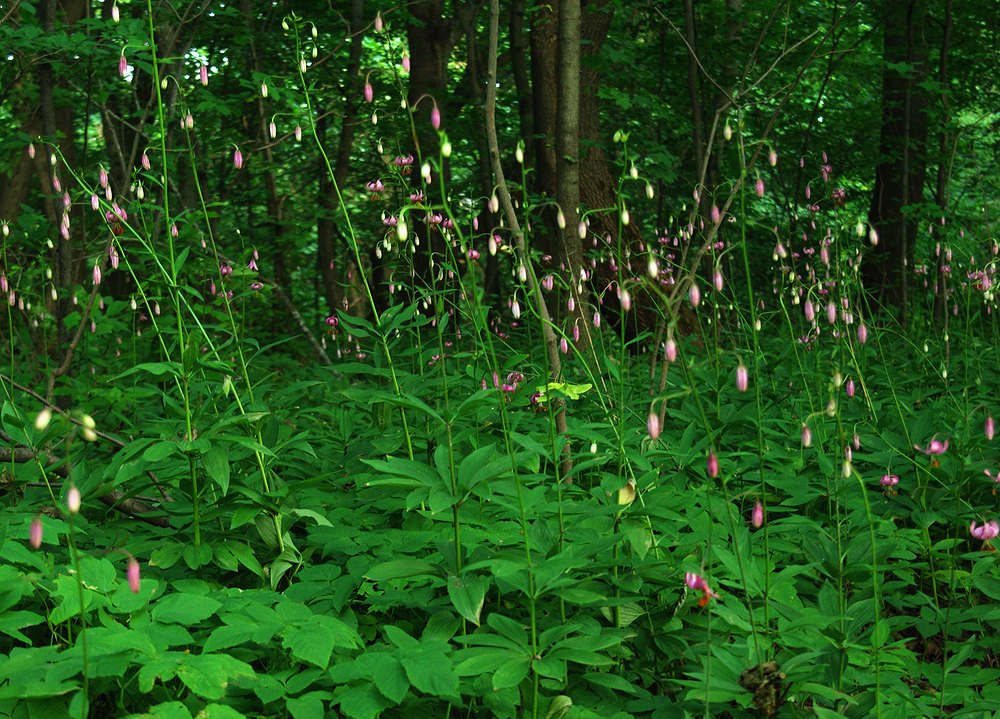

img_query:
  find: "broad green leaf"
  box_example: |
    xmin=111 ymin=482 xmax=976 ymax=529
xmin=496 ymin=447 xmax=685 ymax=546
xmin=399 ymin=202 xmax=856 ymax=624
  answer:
xmin=183 ymin=543 xmax=213 ymax=570
xmin=176 ymin=654 xmax=254 ymax=700
xmin=0 ymin=610 xmax=44 ymax=642
xmin=491 ymin=657 xmax=530 ymax=690
xmin=202 ymin=446 xmax=231 ymax=494
xmin=447 ymin=573 xmax=486 ymax=626
xmin=149 ymin=541 xmax=184 ymax=569
xmin=151 ymin=593 xmax=222 ymax=625
xmin=355 ymin=652 xmax=409 ymax=704
xmin=283 ymin=616 xmax=360 ymax=669
xmin=336 ymin=683 xmax=392 ymax=719
xmin=285 ymin=692 xmax=326 ymax=719
xmin=365 ymin=559 xmax=440 ymax=582
xmin=124 ymin=701 xmax=193 ymax=719
xmin=399 ymin=645 xmax=459 ymax=697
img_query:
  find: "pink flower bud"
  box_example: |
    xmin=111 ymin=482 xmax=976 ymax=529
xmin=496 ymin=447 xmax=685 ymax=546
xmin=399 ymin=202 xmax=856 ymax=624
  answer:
xmin=118 ymin=54 xmax=128 ymax=77
xmin=199 ymin=64 xmax=209 ymax=86
xmin=93 ymin=264 xmax=102 ymax=285
xmin=801 ymin=424 xmax=812 ymax=447
xmin=560 ymin=337 xmax=569 ymax=354
xmin=689 ymin=282 xmax=701 ymax=308
xmin=593 ymin=311 xmax=601 ymax=329
xmin=30 ymin=516 xmax=43 ymax=548
xmin=736 ymin=363 xmax=749 ymax=393
xmin=768 ymin=149 xmax=777 ymax=166
xmin=755 ymin=177 xmax=765 ymax=198
xmin=986 ymin=416 xmax=995 ymax=441
xmin=127 ymin=557 xmax=141 ymax=593
xmin=67 ymin=485 xmax=81 ymax=514
xmin=431 ymin=105 xmax=441 ymax=130
xmin=374 ymin=11 xmax=384 ymax=32
xmin=665 ymin=338 xmax=678 ymax=362
xmin=845 ymin=378 xmax=855 ymax=398
xmin=751 ymin=500 xmax=764 ymax=529
xmin=710 ymin=205 xmax=721 ymax=224
xmin=857 ymin=323 xmax=868 ymax=344
xmin=707 ymin=452 xmax=719 ymax=478
xmin=826 ymin=302 xmax=837 ymax=325
xmin=647 ymin=412 xmax=661 ymax=440
xmin=141 ymin=152 xmax=151 ymax=171
xmin=401 ymin=55 xmax=410 ymax=73
xmin=233 ymin=148 xmax=243 ymax=169
xmin=713 ymin=269 xmax=724 ymax=292
xmin=364 ymin=82 xmax=373 ymax=103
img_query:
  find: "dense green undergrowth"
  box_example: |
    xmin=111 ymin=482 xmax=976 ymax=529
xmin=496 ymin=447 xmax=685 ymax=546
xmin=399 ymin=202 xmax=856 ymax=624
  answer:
xmin=3 ymin=295 xmax=1000 ymax=718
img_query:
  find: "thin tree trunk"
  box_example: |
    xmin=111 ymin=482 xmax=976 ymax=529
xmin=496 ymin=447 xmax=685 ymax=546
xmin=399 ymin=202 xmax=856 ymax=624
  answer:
xmin=317 ymin=0 xmax=364 ymax=316
xmin=864 ymin=0 xmax=929 ymax=321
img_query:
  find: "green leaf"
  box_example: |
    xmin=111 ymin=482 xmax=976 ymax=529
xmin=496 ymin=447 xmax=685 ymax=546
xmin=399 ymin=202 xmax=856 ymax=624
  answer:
xmin=204 ymin=624 xmax=256 ymax=653
xmin=0 ymin=610 xmax=45 ymax=642
xmin=183 ymin=543 xmax=214 ymax=570
xmin=203 ymin=446 xmax=231 ymax=495
xmin=365 ymin=559 xmax=440 ymax=582
xmin=142 ymin=441 xmax=178 ymax=463
xmin=492 ymin=657 xmax=530 ymax=691
xmin=176 ymin=654 xmax=255 ymax=700
xmin=151 ymin=593 xmax=222 ymax=625
xmin=355 ymin=653 xmax=409 ymax=704
xmin=447 ymin=573 xmax=486 ymax=626
xmin=399 ymin=645 xmax=459 ymax=697
xmin=124 ymin=701 xmax=193 ymax=719
xmin=149 ymin=541 xmax=184 ymax=569
xmin=283 ymin=616 xmax=360 ymax=669
xmin=285 ymin=692 xmax=326 ymax=719
xmin=112 ymin=362 xmax=182 ymax=380
xmin=336 ymin=683 xmax=392 ymax=719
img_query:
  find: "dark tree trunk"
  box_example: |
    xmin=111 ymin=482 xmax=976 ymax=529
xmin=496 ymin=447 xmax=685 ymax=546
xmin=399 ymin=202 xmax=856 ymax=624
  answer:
xmin=863 ymin=0 xmax=930 ymax=321
xmin=317 ymin=0 xmax=365 ymax=316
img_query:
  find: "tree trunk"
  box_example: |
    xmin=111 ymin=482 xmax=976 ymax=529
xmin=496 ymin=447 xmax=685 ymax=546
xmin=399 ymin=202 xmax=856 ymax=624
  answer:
xmin=863 ymin=0 xmax=929 ymax=321
xmin=317 ymin=0 xmax=364 ymax=316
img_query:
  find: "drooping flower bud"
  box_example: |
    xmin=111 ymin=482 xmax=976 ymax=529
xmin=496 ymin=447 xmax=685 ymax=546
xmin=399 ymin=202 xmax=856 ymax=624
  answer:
xmin=118 ymin=54 xmax=128 ymax=77
xmin=35 ymin=408 xmax=52 ymax=431
xmin=707 ymin=452 xmax=719 ymax=479
xmin=127 ymin=557 xmax=141 ymax=593
xmin=736 ymin=363 xmax=749 ymax=393
xmin=233 ymin=148 xmax=244 ymax=169
xmin=30 ymin=516 xmax=43 ymax=549
xmin=67 ymin=484 xmax=81 ymax=514
xmin=689 ymin=282 xmax=701 ymax=308
xmin=199 ymin=64 xmax=209 ymax=86
xmin=665 ymin=338 xmax=678 ymax=363
xmin=647 ymin=411 xmax=661 ymax=440
xmin=986 ymin=416 xmax=995 ymax=441
xmin=751 ymin=500 xmax=764 ymax=529
xmin=430 ymin=104 xmax=441 ymax=130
